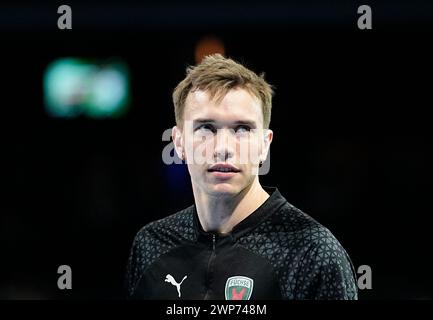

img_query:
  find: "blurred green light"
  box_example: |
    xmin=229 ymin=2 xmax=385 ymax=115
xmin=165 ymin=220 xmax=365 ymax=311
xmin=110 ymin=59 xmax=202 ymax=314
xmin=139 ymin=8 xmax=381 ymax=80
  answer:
xmin=43 ymin=58 xmax=130 ymax=118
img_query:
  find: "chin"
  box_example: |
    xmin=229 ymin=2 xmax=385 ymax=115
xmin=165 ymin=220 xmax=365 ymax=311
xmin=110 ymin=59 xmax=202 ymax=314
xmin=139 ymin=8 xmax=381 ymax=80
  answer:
xmin=207 ymin=182 xmax=240 ymax=196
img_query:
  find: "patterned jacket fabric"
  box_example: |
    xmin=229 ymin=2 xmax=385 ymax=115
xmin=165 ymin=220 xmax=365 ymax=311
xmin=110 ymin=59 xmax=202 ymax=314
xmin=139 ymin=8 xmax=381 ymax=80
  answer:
xmin=126 ymin=187 xmax=358 ymax=300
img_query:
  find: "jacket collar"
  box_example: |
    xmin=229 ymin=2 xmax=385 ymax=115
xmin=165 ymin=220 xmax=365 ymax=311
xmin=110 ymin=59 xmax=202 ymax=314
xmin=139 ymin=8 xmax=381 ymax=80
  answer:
xmin=192 ymin=186 xmax=287 ymax=243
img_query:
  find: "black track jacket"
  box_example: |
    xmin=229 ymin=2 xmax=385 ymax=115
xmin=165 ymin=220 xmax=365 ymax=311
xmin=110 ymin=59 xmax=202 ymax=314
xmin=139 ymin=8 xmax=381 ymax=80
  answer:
xmin=126 ymin=187 xmax=358 ymax=300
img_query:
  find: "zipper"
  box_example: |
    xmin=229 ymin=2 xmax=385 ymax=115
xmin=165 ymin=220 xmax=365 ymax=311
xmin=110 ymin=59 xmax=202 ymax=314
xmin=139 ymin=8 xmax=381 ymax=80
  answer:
xmin=204 ymin=234 xmax=216 ymax=299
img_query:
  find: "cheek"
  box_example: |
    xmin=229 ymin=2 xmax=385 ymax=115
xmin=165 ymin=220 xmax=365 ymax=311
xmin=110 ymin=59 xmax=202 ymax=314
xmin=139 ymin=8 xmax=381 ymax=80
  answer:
xmin=185 ymin=136 xmax=215 ymax=167
xmin=192 ymin=137 xmax=215 ymax=155
xmin=192 ymin=134 xmax=213 ymax=145
xmin=237 ymin=136 xmax=261 ymax=164
xmin=187 ymin=164 xmax=205 ymax=181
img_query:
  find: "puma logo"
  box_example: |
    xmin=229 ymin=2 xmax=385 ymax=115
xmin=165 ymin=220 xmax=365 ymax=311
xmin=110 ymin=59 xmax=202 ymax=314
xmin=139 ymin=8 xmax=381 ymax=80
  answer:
xmin=164 ymin=274 xmax=187 ymax=298
xmin=231 ymin=287 xmax=246 ymax=300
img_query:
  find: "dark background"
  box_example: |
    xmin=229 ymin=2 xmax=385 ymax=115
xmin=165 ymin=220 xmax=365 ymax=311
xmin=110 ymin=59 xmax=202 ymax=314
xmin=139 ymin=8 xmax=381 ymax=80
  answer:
xmin=1 ymin=0 xmax=433 ymax=299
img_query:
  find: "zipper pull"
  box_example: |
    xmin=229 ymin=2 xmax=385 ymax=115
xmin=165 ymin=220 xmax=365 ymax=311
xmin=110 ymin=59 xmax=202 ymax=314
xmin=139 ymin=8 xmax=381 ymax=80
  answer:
xmin=212 ymin=234 xmax=216 ymax=251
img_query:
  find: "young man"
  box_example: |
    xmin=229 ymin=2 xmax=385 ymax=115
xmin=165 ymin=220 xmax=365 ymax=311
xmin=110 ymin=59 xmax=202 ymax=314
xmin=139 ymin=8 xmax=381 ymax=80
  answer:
xmin=126 ymin=54 xmax=358 ymax=300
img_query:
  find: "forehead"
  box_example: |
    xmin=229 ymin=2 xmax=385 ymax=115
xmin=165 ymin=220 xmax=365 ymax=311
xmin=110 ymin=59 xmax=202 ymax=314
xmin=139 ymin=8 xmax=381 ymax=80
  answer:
xmin=184 ymin=88 xmax=263 ymax=125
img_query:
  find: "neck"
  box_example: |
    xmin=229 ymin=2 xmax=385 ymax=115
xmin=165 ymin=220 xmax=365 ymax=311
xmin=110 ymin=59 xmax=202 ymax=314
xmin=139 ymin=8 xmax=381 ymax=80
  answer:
xmin=193 ymin=178 xmax=270 ymax=234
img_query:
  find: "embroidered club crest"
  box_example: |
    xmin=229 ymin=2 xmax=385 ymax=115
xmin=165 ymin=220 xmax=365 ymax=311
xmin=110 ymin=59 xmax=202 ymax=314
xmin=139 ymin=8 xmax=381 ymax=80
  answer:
xmin=224 ymin=276 xmax=254 ymax=300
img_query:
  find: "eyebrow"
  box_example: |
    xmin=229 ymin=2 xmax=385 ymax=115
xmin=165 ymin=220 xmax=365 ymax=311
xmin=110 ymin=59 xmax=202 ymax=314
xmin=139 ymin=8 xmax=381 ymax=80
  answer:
xmin=193 ymin=118 xmax=257 ymax=127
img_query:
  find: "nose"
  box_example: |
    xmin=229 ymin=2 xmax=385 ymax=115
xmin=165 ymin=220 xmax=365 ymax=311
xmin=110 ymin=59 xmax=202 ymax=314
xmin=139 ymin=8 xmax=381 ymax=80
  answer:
xmin=213 ymin=128 xmax=235 ymax=162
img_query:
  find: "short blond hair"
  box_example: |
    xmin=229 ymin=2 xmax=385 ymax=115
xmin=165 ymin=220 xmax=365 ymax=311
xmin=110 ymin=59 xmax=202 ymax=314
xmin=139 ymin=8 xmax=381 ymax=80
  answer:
xmin=173 ymin=54 xmax=274 ymax=129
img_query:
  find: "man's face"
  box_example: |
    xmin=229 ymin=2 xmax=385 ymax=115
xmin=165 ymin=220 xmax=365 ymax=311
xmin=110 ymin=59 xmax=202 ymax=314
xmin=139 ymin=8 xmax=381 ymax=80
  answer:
xmin=173 ymin=88 xmax=273 ymax=196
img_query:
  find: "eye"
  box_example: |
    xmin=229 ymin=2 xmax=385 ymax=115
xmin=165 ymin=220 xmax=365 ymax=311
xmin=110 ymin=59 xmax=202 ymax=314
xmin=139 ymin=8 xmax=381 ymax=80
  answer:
xmin=196 ymin=123 xmax=216 ymax=133
xmin=235 ymin=125 xmax=251 ymax=134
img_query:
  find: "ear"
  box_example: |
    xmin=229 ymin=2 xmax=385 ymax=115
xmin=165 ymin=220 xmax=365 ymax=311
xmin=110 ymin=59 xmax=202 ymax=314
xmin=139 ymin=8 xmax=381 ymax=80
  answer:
xmin=172 ymin=126 xmax=184 ymax=160
xmin=260 ymin=129 xmax=273 ymax=162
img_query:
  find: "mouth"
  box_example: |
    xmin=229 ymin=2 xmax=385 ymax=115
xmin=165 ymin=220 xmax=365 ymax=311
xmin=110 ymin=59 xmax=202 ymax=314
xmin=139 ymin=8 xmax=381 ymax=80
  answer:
xmin=207 ymin=163 xmax=240 ymax=179
xmin=208 ymin=163 xmax=240 ymax=172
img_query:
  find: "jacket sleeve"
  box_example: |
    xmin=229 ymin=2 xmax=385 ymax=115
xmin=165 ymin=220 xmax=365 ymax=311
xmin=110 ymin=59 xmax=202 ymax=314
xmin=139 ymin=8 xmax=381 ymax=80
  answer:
xmin=294 ymin=228 xmax=358 ymax=300
xmin=124 ymin=228 xmax=148 ymax=298
xmin=124 ymin=235 xmax=139 ymax=298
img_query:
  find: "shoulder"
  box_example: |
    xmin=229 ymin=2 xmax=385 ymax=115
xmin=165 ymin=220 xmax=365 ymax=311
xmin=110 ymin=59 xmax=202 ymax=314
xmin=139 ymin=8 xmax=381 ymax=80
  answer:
xmin=242 ymin=198 xmax=355 ymax=272
xmin=275 ymin=204 xmax=357 ymax=299
xmin=238 ymin=200 xmax=351 ymax=265
xmin=248 ymin=200 xmax=338 ymax=249
xmin=125 ymin=205 xmax=196 ymax=297
xmin=133 ymin=205 xmax=196 ymax=247
xmin=280 ymin=204 xmax=358 ymax=299
xmin=279 ymin=203 xmax=355 ymax=268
